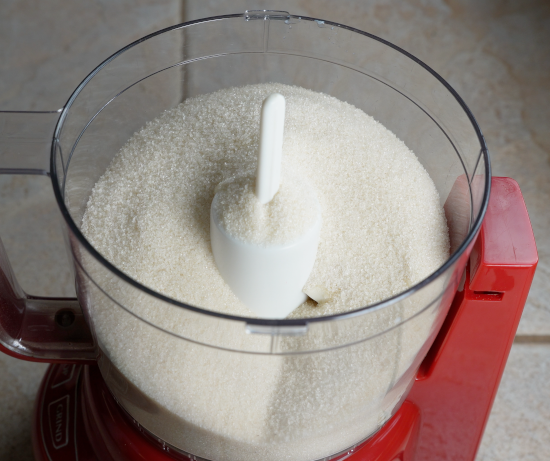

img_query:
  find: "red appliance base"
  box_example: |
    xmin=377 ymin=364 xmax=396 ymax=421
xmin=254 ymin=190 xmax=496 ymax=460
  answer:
xmin=32 ymin=363 xmax=421 ymax=461
xmin=31 ymin=178 xmax=538 ymax=461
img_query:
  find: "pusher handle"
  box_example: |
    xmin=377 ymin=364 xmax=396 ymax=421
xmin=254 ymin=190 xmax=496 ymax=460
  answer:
xmin=211 ymin=94 xmax=321 ymax=318
xmin=255 ymin=93 xmax=285 ymax=204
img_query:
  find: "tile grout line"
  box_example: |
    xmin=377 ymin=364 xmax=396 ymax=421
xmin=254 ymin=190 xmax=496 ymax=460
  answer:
xmin=513 ymin=335 xmax=550 ymax=344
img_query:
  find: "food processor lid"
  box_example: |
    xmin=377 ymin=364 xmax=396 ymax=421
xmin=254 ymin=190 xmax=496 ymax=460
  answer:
xmin=50 ymin=12 xmax=491 ymax=327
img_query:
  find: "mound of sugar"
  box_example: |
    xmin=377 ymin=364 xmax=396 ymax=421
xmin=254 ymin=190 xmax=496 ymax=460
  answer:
xmin=82 ymin=82 xmax=449 ymax=318
xmin=212 ymin=173 xmax=319 ymax=246
xmin=81 ymin=82 xmax=450 ymax=461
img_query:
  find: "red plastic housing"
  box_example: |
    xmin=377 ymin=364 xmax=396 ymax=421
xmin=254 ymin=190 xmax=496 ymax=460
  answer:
xmin=405 ymin=177 xmax=537 ymax=461
xmin=31 ymin=177 xmax=538 ymax=461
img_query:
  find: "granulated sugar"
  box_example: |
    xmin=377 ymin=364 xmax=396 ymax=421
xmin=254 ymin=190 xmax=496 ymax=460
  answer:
xmin=81 ymin=83 xmax=450 ymax=461
xmin=212 ymin=173 xmax=320 ymax=246
xmin=82 ymin=83 xmax=449 ymax=317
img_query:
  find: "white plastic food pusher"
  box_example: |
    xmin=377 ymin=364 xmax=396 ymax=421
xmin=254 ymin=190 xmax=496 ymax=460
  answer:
xmin=210 ymin=93 xmax=321 ymax=319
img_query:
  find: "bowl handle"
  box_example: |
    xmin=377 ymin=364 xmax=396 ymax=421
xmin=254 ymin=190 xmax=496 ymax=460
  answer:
xmin=0 ymin=110 xmax=96 ymax=363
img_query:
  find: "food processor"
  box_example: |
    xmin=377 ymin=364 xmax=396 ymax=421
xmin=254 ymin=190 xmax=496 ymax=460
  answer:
xmin=0 ymin=11 xmax=537 ymax=461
